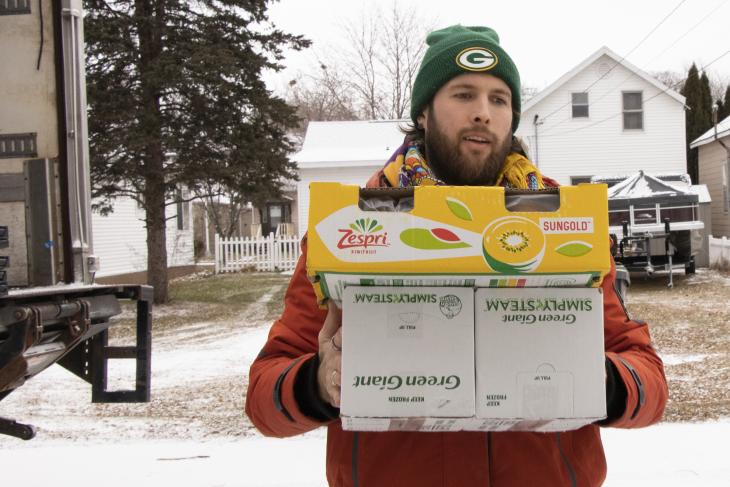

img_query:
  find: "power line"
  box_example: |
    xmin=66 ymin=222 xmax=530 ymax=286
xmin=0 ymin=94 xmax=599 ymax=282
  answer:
xmin=537 ymin=52 xmax=730 ymax=140
xmin=538 ymin=0 xmax=688 ymax=124
xmin=701 ymin=49 xmax=730 ymax=71
xmin=538 ymin=17 xmax=729 ymax=138
xmin=645 ymin=0 xmax=729 ymax=68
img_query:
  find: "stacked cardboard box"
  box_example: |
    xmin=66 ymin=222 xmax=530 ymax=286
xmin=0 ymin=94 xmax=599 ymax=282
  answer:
xmin=0 ymin=226 xmax=8 ymax=297
xmin=307 ymin=183 xmax=610 ymax=432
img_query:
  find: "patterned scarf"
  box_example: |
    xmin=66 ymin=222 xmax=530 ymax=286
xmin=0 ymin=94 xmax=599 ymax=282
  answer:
xmin=382 ymin=141 xmax=545 ymax=190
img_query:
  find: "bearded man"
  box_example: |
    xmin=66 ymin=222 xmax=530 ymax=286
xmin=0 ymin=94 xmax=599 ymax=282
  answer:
xmin=246 ymin=25 xmax=668 ymax=487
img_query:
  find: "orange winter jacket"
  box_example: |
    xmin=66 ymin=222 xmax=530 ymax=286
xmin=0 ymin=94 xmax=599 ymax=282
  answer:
xmin=245 ymin=171 xmax=668 ymax=487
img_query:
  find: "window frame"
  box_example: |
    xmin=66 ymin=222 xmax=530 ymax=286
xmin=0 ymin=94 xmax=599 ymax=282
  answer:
xmin=622 ymin=91 xmax=644 ymax=130
xmin=571 ymin=92 xmax=589 ymax=119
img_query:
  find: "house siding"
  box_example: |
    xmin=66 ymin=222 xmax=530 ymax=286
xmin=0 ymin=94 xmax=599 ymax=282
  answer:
xmin=698 ymin=138 xmax=730 ymax=237
xmin=516 ymin=54 xmax=686 ymax=184
xmin=92 ymin=196 xmax=194 ymax=278
xmin=297 ymin=166 xmax=381 ymax=236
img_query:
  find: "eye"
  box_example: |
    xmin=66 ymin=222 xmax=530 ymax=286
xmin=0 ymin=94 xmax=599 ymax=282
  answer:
xmin=491 ymin=96 xmax=509 ymax=106
xmin=454 ymin=92 xmax=473 ymax=100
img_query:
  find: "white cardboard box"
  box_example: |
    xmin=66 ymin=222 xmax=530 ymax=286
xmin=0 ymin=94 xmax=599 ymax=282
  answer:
xmin=474 ymin=287 xmax=606 ymax=432
xmin=341 ymin=286 xmax=475 ymax=430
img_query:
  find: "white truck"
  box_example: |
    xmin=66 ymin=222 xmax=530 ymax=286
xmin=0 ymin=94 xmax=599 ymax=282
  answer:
xmin=0 ymin=0 xmax=151 ymax=440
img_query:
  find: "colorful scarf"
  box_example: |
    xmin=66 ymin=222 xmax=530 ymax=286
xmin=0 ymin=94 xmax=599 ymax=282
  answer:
xmin=382 ymin=142 xmax=545 ymax=190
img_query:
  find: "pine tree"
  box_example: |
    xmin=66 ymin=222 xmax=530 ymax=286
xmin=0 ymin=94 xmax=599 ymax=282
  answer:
xmin=681 ymin=64 xmax=713 ymax=184
xmin=719 ymin=84 xmax=730 ymax=122
xmin=699 ymin=72 xmax=713 ymax=127
xmin=84 ymin=0 xmax=308 ymax=303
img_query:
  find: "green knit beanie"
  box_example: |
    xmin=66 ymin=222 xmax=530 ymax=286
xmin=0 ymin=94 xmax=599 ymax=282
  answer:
xmin=410 ymin=25 xmax=521 ymax=132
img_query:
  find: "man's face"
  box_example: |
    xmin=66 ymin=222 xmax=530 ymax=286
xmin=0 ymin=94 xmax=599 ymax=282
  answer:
xmin=418 ymin=73 xmax=513 ymax=186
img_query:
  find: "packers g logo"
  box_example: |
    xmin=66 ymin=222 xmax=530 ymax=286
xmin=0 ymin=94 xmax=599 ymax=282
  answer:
xmin=456 ymin=47 xmax=498 ymax=71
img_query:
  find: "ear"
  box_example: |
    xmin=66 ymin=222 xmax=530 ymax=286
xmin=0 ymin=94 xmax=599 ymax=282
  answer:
xmin=417 ymin=108 xmax=428 ymax=131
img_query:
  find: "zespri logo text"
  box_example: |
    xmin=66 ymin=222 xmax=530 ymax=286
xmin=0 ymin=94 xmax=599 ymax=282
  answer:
xmin=337 ymin=218 xmax=390 ymax=250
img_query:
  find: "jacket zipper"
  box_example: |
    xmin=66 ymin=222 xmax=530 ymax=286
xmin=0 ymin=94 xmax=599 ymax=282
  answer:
xmin=556 ymin=432 xmax=577 ymax=487
xmin=613 ymin=275 xmax=631 ymax=319
xmin=618 ymin=357 xmax=645 ymax=419
xmin=351 ymin=432 xmax=360 ymax=487
xmin=487 ymin=432 xmax=493 ymax=486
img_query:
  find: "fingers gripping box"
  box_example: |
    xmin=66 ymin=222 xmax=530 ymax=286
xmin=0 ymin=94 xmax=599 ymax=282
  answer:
xmin=340 ymin=286 xmax=475 ymax=431
xmin=472 ymin=287 xmax=606 ymax=432
xmin=306 ymin=183 xmax=610 ymax=303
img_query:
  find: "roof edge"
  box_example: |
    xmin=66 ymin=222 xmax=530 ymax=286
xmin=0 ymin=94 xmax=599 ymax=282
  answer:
xmin=523 ymin=46 xmax=685 ymax=113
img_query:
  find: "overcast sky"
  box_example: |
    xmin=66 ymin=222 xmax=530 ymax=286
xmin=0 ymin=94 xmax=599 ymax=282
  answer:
xmin=264 ymin=0 xmax=730 ymax=97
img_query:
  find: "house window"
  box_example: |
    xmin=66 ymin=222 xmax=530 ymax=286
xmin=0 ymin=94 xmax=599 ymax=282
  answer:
xmin=262 ymin=202 xmax=291 ymax=236
xmin=623 ymin=92 xmax=643 ymax=130
xmin=176 ymin=190 xmax=190 ymax=231
xmin=570 ymin=176 xmax=593 ymax=185
xmin=571 ymin=93 xmax=589 ymax=118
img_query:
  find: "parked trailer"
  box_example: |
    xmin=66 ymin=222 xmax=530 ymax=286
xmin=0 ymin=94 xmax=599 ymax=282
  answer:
xmin=0 ymin=1 xmax=151 ymax=440
xmin=593 ymin=172 xmax=704 ymax=287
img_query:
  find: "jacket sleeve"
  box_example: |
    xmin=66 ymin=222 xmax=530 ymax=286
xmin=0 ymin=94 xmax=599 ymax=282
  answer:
xmin=601 ymin=255 xmax=668 ymax=428
xmin=245 ymin=237 xmax=332 ymax=437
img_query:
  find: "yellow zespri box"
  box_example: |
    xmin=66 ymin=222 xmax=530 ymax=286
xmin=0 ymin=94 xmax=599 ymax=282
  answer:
xmin=307 ymin=183 xmax=610 ymax=301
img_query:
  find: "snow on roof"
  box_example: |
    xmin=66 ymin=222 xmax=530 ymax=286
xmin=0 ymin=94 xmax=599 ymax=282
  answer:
xmin=687 ymin=184 xmax=712 ymax=204
xmin=607 ymin=170 xmax=693 ymax=199
xmin=523 ymin=46 xmax=685 ymax=113
xmin=690 ymin=114 xmax=730 ymax=149
xmin=592 ymin=172 xmax=691 ymax=187
xmin=294 ymin=120 xmax=406 ymax=167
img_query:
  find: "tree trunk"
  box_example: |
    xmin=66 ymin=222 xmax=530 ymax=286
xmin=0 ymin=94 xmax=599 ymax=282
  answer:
xmin=145 ymin=179 xmax=168 ymax=304
xmin=137 ymin=0 xmax=168 ymax=304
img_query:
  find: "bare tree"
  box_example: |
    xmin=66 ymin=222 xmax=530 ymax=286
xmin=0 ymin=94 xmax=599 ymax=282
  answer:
xmin=290 ymin=2 xmax=433 ymax=124
xmin=651 ymin=69 xmax=730 ymax=104
xmin=286 ymin=62 xmax=360 ymax=143
xmin=376 ymin=2 xmax=429 ymax=119
xmin=340 ymin=2 xmax=432 ymax=120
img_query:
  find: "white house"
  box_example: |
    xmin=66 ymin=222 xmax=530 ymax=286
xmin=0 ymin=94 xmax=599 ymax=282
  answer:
xmin=92 ymin=192 xmax=195 ymax=280
xmin=515 ymin=46 xmax=687 ymax=185
xmin=293 ymin=120 xmax=406 ymax=236
xmin=692 ymin=115 xmax=730 ymax=237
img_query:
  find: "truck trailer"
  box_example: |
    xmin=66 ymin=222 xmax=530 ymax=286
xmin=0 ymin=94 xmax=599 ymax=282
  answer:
xmin=0 ymin=0 xmax=151 ymax=440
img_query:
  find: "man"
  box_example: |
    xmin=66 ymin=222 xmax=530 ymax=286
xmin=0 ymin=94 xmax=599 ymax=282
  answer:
xmin=246 ymin=25 xmax=667 ymax=486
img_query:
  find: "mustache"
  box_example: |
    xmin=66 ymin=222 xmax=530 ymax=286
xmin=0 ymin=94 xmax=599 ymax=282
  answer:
xmin=459 ymin=127 xmax=496 ymax=143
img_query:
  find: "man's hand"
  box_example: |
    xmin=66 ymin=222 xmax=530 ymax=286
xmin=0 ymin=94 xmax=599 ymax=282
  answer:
xmin=317 ymin=300 xmax=343 ymax=408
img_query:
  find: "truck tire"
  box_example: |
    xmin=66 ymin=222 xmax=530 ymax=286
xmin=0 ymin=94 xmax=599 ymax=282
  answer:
xmin=685 ymin=257 xmax=696 ymax=275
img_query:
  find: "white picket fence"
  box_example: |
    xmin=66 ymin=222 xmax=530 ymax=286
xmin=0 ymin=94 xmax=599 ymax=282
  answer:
xmin=709 ymin=234 xmax=730 ymax=270
xmin=214 ymin=234 xmax=301 ymax=273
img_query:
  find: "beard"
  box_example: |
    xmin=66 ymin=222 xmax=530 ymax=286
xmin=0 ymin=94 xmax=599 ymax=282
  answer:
xmin=423 ymin=112 xmax=512 ymax=186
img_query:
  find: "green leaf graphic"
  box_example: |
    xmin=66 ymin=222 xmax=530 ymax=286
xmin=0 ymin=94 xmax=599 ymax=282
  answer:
xmin=368 ymin=219 xmax=377 ymax=232
xmin=555 ymin=241 xmax=592 ymax=257
xmin=400 ymin=228 xmax=470 ymax=250
xmin=371 ymin=225 xmax=383 ymax=233
xmin=349 ymin=224 xmax=359 ymax=232
xmin=446 ymin=197 xmax=473 ymax=221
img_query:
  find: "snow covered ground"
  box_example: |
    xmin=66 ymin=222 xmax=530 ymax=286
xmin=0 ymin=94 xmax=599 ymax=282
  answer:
xmin=1 ymin=275 xmax=728 ymax=486
xmin=1 ymin=422 xmax=729 ymax=486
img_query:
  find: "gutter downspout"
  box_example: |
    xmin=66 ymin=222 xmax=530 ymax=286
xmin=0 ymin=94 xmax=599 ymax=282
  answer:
xmin=533 ymin=114 xmax=542 ymax=167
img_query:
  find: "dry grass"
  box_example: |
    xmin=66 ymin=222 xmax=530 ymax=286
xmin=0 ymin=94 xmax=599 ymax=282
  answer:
xmin=625 ymin=270 xmax=730 ymax=422
xmin=107 ymin=271 xmax=292 ymax=344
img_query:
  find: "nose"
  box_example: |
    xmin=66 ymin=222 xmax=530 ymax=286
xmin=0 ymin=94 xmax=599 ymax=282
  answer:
xmin=472 ymin=96 xmax=491 ymax=124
